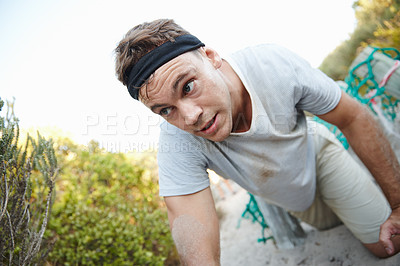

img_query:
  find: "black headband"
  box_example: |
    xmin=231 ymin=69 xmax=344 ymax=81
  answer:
xmin=127 ymin=34 xmax=205 ymax=100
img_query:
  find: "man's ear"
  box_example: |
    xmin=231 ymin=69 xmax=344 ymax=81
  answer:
xmin=200 ymin=46 xmax=222 ymax=69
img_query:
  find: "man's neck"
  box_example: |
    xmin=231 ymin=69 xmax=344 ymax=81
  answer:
xmin=221 ymin=59 xmax=252 ymax=133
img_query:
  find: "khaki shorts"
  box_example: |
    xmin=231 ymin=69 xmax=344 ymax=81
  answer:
xmin=291 ymin=122 xmax=391 ymax=244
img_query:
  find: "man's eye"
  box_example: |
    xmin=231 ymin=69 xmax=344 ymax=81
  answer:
xmin=183 ymin=81 xmax=194 ymax=94
xmin=160 ymin=107 xmax=172 ymax=116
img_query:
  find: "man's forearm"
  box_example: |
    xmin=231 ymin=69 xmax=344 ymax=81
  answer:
xmin=171 ymin=214 xmax=220 ymax=265
xmin=165 ymin=188 xmax=221 ymax=265
xmin=341 ymin=108 xmax=400 ymax=208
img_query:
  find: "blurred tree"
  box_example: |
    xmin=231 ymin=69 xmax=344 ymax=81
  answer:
xmin=370 ymin=1 xmax=400 ymax=47
xmin=319 ymin=0 xmax=399 ymax=80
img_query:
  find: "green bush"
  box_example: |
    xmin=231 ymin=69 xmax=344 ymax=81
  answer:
xmin=48 ymin=200 xmax=173 ymax=265
xmin=46 ymin=139 xmax=178 ymax=265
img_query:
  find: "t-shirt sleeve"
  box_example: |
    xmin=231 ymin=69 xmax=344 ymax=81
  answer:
xmin=230 ymin=44 xmax=341 ymax=117
xmin=157 ymin=123 xmax=210 ymax=197
xmin=283 ymin=46 xmax=342 ymax=115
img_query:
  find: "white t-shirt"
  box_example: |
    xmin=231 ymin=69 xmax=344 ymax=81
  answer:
xmin=157 ymin=44 xmax=341 ymax=212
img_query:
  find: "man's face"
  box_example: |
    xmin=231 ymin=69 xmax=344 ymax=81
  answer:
xmin=140 ymin=47 xmax=235 ymax=142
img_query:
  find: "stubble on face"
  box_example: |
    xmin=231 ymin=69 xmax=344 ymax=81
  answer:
xmin=139 ymin=49 xmax=248 ymax=142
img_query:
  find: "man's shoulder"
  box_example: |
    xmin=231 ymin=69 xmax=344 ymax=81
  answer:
xmin=159 ymin=121 xmax=209 ymax=150
xmin=232 ymin=43 xmax=292 ymax=58
xmin=228 ymin=43 xmax=297 ymax=73
xmin=160 ymin=120 xmax=194 ymax=139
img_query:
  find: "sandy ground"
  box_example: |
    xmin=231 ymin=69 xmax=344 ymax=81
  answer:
xmin=214 ymin=185 xmax=400 ymax=266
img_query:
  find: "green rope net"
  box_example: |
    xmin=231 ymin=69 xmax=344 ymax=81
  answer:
xmin=313 ymin=46 xmax=400 ymax=151
xmin=238 ymin=193 xmax=273 ymax=243
xmin=344 ymin=47 xmax=400 ymax=121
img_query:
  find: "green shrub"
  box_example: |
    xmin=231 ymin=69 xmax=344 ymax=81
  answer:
xmin=48 ymin=200 xmax=173 ymax=265
xmin=46 ymin=140 xmax=177 ymax=265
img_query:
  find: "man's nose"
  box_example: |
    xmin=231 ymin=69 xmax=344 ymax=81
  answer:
xmin=179 ymin=101 xmax=202 ymax=126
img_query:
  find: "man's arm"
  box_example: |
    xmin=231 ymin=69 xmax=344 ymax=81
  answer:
xmin=164 ymin=187 xmax=220 ymax=265
xmin=318 ymin=91 xmax=400 ymax=257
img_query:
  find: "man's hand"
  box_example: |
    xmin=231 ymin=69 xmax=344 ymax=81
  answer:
xmin=380 ymin=207 xmax=400 ymax=255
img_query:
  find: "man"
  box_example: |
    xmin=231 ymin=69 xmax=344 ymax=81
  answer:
xmin=114 ymin=19 xmax=400 ymax=264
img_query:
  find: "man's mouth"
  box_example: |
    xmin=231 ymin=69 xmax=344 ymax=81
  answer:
xmin=201 ymin=116 xmax=216 ymax=132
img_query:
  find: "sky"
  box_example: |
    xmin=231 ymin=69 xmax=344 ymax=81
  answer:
xmin=0 ymin=0 xmax=357 ymax=152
